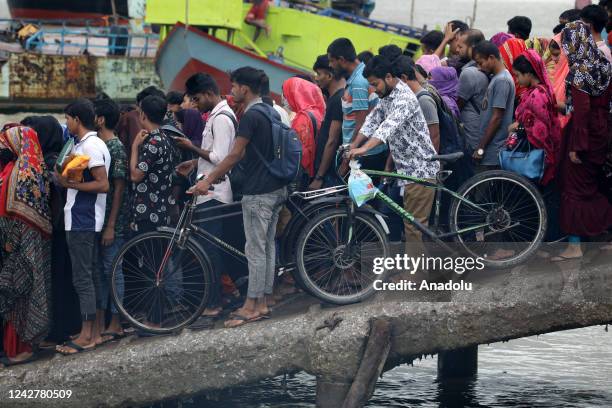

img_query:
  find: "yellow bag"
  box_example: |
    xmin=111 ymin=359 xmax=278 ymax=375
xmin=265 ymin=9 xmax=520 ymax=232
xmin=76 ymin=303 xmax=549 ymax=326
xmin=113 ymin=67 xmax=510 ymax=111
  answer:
xmin=62 ymin=155 xmax=90 ymax=183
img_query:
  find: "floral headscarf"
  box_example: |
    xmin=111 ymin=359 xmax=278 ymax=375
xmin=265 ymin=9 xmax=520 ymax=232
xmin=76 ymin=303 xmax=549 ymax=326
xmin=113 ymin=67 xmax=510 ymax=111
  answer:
xmin=0 ymin=126 xmax=51 ymax=236
xmin=490 ymin=32 xmax=514 ymax=47
xmin=561 ymin=21 xmax=612 ymax=96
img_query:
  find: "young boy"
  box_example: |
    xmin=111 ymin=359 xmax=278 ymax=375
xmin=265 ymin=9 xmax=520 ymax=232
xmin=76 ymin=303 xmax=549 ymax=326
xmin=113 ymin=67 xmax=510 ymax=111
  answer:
xmin=93 ymin=99 xmax=129 ymax=344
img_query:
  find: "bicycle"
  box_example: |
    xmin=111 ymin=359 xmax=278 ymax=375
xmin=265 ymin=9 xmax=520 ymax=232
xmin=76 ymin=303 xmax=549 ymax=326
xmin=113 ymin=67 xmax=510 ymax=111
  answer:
xmin=110 ymin=178 xmax=351 ymax=334
xmin=294 ymin=145 xmax=548 ymax=305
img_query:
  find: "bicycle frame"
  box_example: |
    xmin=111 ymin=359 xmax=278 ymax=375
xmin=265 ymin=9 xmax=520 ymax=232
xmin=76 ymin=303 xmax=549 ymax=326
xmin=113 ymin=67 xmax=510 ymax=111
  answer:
xmin=358 ymin=168 xmax=492 ymax=248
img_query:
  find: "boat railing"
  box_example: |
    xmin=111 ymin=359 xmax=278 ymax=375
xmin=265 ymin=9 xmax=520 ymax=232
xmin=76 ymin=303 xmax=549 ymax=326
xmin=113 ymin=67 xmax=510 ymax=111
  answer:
xmin=288 ymin=5 xmax=425 ymax=39
xmin=0 ymin=18 xmax=158 ymax=58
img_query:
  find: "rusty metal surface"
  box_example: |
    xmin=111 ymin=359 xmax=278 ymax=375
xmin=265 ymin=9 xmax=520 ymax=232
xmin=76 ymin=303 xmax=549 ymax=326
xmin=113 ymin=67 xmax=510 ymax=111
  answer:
xmin=9 ymin=53 xmax=95 ymax=99
xmin=95 ymin=57 xmax=161 ymax=100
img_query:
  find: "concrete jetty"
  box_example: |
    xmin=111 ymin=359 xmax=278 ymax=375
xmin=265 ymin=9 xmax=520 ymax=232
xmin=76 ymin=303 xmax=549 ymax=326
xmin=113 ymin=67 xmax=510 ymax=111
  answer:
xmin=1 ymin=249 xmax=611 ymax=407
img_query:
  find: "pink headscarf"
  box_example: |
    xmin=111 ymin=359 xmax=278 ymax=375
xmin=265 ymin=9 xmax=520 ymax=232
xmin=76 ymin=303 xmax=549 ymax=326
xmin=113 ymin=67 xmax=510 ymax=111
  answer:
xmin=515 ymin=50 xmax=561 ymax=185
xmin=415 ymin=54 xmax=441 ymax=74
xmin=490 ymin=32 xmax=514 ymax=47
xmin=550 ymin=33 xmax=570 ymax=129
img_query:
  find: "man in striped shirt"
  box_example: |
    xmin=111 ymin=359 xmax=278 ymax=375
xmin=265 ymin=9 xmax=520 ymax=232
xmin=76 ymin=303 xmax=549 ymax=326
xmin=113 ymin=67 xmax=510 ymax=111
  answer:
xmin=327 ymin=38 xmax=387 ymax=174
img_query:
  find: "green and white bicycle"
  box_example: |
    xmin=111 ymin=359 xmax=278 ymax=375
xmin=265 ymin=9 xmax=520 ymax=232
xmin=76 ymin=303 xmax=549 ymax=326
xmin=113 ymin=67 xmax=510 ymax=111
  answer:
xmin=294 ymin=145 xmax=548 ymax=305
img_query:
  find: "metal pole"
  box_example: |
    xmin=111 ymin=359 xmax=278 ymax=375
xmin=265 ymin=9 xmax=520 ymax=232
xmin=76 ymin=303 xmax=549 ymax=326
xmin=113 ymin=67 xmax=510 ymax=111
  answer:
xmin=110 ymin=0 xmax=117 ymax=19
xmin=410 ymin=0 xmax=416 ymax=27
xmin=471 ymin=0 xmax=478 ymax=28
xmin=185 ymin=0 xmax=190 ymax=29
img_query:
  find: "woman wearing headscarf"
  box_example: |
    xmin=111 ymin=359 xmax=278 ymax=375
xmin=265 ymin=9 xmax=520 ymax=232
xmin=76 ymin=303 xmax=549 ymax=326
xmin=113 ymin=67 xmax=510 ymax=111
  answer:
xmin=510 ymin=50 xmax=562 ymax=186
xmin=19 ymin=116 xmax=80 ymax=347
xmin=281 ymin=77 xmax=325 ymax=179
xmin=545 ymin=35 xmax=572 ymax=129
xmin=554 ymin=21 xmax=612 ymax=261
xmin=0 ymin=125 xmax=52 ymax=365
xmin=429 ymin=66 xmax=461 ymax=118
xmin=510 ymin=51 xmax=563 ymax=243
xmin=499 ymin=37 xmax=529 ymax=101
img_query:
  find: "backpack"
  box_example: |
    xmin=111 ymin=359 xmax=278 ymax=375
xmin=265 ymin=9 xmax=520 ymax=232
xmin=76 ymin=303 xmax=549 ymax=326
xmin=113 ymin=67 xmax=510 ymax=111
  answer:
xmin=250 ymin=104 xmax=303 ymax=184
xmin=417 ymin=90 xmax=465 ymax=155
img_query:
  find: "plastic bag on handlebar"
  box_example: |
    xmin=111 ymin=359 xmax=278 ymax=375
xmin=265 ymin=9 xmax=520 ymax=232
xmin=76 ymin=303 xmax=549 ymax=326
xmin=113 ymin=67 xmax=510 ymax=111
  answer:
xmin=348 ymin=161 xmax=378 ymax=207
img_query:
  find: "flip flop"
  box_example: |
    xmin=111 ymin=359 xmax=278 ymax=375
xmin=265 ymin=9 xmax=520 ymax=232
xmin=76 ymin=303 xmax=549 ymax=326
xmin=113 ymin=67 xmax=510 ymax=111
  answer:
xmin=99 ymin=332 xmax=128 ymax=344
xmin=56 ymin=341 xmax=96 ymax=356
xmin=189 ymin=316 xmax=216 ymax=331
xmin=224 ymin=313 xmax=264 ymax=329
xmin=551 ymin=255 xmax=582 ymax=262
xmin=0 ymin=354 xmax=38 ymax=367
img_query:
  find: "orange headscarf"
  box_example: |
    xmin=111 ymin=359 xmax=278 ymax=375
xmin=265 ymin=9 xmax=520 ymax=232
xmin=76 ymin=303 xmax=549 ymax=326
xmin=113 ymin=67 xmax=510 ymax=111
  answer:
xmin=282 ymin=77 xmax=326 ymax=177
xmin=499 ymin=38 xmax=528 ymax=100
xmin=549 ymin=33 xmax=570 ymax=129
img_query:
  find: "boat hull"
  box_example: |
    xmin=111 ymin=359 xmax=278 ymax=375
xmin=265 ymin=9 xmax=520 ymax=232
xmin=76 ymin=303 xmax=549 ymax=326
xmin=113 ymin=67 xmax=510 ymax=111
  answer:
xmin=156 ymin=24 xmax=304 ymax=100
xmin=8 ymin=0 xmax=129 ymax=20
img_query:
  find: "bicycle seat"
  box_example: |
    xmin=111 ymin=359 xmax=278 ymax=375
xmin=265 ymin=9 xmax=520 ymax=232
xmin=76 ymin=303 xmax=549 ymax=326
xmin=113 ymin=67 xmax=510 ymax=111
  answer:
xmin=428 ymin=152 xmax=464 ymax=163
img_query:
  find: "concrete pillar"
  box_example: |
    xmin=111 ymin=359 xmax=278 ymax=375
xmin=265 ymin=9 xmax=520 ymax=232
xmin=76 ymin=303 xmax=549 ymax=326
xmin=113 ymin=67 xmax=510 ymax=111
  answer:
xmin=437 ymin=345 xmax=478 ymax=380
xmin=315 ymin=376 xmax=352 ymax=408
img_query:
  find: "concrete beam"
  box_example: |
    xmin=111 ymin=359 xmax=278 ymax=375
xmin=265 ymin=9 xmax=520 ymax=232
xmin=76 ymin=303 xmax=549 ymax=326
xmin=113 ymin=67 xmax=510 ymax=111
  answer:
xmin=0 ymin=259 xmax=610 ymax=407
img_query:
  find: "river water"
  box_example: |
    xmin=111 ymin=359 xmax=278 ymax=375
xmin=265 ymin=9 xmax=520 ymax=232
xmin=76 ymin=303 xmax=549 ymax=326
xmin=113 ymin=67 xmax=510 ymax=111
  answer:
xmin=153 ymin=325 xmax=611 ymax=408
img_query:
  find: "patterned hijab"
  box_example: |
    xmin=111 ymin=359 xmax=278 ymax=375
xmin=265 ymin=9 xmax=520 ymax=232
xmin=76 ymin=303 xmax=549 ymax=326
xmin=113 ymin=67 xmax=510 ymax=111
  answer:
xmin=561 ymin=21 xmax=612 ymax=96
xmin=0 ymin=126 xmax=52 ymax=236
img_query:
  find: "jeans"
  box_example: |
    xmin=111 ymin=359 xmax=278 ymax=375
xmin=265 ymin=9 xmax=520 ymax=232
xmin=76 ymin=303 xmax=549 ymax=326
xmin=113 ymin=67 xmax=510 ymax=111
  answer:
xmin=242 ymin=187 xmax=287 ymax=299
xmin=96 ymin=237 xmax=125 ymax=314
xmin=66 ymin=231 xmax=100 ymax=321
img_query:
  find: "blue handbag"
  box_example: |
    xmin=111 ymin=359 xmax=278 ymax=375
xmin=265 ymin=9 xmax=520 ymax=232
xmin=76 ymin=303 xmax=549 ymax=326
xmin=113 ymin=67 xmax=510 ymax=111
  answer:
xmin=499 ymin=138 xmax=546 ymax=182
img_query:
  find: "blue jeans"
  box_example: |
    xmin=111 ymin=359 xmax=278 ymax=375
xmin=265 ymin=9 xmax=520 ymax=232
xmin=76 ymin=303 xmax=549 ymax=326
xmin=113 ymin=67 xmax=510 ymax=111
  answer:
xmin=96 ymin=236 xmax=125 ymax=315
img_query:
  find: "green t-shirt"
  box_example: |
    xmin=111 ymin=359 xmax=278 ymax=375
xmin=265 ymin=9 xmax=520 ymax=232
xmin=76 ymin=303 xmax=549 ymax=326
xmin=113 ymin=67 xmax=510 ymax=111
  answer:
xmin=103 ymin=136 xmax=130 ymax=237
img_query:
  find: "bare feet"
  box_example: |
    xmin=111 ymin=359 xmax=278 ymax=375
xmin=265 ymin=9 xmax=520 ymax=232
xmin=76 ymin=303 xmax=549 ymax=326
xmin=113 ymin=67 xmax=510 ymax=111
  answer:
xmin=487 ymin=248 xmax=516 ymax=261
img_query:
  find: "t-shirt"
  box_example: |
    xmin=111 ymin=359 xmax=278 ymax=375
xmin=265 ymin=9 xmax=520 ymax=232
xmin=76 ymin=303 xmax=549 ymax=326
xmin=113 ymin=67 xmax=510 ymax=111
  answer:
xmin=237 ymin=102 xmax=286 ymax=195
xmin=131 ymin=129 xmax=177 ymax=231
xmin=478 ymin=69 xmax=515 ymax=165
xmin=64 ymin=131 xmax=111 ymax=232
xmin=103 ymin=136 xmax=130 ymax=237
xmin=315 ymin=88 xmax=344 ymax=177
xmin=415 ymin=90 xmax=439 ymax=125
xmin=342 ymin=61 xmax=385 ymax=155
xmin=458 ymin=61 xmax=489 ymax=151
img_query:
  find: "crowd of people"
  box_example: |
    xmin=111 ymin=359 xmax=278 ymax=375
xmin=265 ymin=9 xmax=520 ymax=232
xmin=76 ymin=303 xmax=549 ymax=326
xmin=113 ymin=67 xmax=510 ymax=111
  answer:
xmin=0 ymin=2 xmax=611 ymax=366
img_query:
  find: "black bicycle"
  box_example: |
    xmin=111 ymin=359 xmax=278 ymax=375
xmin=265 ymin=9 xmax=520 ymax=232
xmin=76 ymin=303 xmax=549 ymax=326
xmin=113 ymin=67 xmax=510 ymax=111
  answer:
xmin=293 ymin=146 xmax=547 ymax=305
xmin=110 ymin=180 xmax=350 ymax=334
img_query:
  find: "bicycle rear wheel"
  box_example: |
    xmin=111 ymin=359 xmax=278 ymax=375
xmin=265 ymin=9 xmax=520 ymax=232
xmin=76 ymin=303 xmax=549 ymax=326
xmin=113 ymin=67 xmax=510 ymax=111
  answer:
xmin=295 ymin=208 xmax=389 ymax=305
xmin=111 ymin=232 xmax=212 ymax=334
xmin=449 ymin=170 xmax=547 ymax=269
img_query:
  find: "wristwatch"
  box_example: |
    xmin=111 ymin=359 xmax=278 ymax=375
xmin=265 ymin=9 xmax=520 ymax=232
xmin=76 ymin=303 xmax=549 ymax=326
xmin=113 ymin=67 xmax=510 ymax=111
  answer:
xmin=476 ymin=148 xmax=485 ymax=157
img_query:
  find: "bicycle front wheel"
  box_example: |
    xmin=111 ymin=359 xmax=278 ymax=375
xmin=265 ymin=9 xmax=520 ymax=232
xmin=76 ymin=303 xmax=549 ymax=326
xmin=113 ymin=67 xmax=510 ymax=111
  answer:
xmin=296 ymin=208 xmax=389 ymax=305
xmin=111 ymin=232 xmax=212 ymax=334
xmin=449 ymin=170 xmax=547 ymax=269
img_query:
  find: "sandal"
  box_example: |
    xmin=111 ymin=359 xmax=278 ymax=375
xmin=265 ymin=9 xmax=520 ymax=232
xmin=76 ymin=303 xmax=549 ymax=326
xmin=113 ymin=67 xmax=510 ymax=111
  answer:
xmin=56 ymin=341 xmax=96 ymax=356
xmin=0 ymin=353 xmax=38 ymax=367
xmin=224 ymin=313 xmax=265 ymax=329
xmin=99 ymin=332 xmax=127 ymax=344
xmin=551 ymin=254 xmax=582 ymax=262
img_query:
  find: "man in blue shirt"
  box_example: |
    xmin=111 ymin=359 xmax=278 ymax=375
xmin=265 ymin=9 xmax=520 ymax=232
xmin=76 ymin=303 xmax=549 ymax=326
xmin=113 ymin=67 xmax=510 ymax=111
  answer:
xmin=327 ymin=38 xmax=387 ymax=174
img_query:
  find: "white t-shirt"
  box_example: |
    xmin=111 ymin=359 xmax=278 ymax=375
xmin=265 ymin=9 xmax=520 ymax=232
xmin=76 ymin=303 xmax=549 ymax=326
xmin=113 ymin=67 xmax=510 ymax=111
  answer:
xmin=197 ymin=100 xmax=237 ymax=205
xmin=64 ymin=131 xmax=111 ymax=232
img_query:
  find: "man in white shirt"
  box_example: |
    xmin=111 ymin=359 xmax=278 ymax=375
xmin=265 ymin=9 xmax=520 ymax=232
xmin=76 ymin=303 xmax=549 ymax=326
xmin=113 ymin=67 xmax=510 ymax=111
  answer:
xmin=177 ymin=73 xmax=237 ymax=317
xmin=56 ymin=99 xmax=110 ymax=355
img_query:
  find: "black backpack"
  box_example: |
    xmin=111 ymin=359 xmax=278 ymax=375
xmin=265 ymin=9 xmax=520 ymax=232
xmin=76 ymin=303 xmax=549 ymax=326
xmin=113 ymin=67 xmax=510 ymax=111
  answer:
xmin=417 ymin=90 xmax=465 ymax=155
